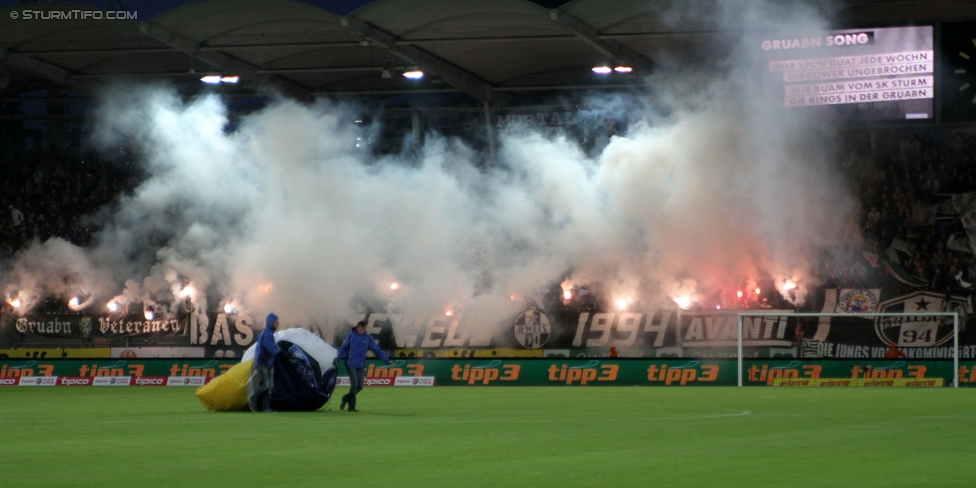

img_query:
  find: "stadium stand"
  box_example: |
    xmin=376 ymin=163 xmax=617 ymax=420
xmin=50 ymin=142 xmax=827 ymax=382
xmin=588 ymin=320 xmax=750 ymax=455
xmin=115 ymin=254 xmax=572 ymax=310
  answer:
xmin=2 ymin=126 xmax=975 ymax=313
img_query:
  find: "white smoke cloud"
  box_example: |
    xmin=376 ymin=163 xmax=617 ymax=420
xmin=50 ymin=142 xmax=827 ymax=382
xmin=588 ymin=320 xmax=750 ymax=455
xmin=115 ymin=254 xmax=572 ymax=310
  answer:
xmin=1 ymin=0 xmax=860 ymax=335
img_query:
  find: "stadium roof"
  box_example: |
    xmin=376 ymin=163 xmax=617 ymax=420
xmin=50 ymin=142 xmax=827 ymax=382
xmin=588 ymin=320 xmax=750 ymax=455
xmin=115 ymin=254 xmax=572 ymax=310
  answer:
xmin=1 ymin=0 xmax=975 ymax=108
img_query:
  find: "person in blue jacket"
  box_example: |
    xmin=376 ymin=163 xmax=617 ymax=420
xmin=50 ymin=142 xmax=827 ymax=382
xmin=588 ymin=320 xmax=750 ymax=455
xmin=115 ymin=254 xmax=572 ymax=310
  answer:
xmin=337 ymin=320 xmax=392 ymax=412
xmin=249 ymin=312 xmax=281 ymax=412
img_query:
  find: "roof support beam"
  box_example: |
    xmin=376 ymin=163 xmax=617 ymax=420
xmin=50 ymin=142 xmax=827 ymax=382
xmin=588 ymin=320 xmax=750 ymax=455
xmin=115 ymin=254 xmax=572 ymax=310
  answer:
xmin=1 ymin=50 xmax=97 ymax=91
xmin=8 ymin=32 xmax=714 ymax=57
xmin=338 ymin=15 xmax=505 ymax=105
xmin=136 ymin=22 xmax=311 ymax=99
xmin=547 ymin=9 xmax=655 ymax=73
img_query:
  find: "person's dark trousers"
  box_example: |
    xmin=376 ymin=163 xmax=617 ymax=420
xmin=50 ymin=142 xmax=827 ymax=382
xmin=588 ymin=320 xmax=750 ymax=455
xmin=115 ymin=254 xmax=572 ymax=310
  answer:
xmin=342 ymin=366 xmax=365 ymax=410
xmin=248 ymin=363 xmax=274 ymax=412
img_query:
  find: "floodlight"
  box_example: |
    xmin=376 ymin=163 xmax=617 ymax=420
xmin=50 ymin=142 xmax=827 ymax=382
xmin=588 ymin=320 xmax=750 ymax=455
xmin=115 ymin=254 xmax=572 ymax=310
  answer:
xmin=592 ymin=60 xmax=612 ymax=74
xmin=201 ymin=74 xmax=240 ymax=84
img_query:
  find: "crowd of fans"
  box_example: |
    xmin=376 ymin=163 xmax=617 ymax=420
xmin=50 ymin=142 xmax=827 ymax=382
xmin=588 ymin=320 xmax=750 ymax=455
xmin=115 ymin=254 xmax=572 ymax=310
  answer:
xmin=2 ymin=126 xmax=976 ymax=311
xmin=819 ymin=128 xmax=976 ymax=303
xmin=1 ymin=147 xmax=139 ymax=257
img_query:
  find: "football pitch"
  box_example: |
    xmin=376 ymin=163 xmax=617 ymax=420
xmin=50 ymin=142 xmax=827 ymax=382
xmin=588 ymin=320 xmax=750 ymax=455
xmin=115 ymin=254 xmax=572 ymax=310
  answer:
xmin=1 ymin=386 xmax=974 ymax=487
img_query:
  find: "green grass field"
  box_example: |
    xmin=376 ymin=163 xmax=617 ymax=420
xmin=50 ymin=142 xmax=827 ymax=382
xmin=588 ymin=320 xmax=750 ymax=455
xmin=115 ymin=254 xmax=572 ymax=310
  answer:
xmin=1 ymin=386 xmax=974 ymax=487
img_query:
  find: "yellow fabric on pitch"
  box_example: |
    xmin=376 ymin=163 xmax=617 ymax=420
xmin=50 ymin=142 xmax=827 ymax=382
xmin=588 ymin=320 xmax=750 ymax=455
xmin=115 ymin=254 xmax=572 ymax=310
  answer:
xmin=195 ymin=359 xmax=252 ymax=412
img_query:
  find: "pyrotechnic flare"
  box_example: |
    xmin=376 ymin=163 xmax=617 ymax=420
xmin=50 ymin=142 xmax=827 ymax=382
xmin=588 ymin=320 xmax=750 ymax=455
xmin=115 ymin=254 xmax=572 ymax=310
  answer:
xmin=67 ymin=295 xmax=91 ymax=311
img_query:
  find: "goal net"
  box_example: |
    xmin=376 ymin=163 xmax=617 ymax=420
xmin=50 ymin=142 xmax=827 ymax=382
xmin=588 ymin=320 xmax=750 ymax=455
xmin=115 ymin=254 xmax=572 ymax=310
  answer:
xmin=735 ymin=312 xmax=961 ymax=387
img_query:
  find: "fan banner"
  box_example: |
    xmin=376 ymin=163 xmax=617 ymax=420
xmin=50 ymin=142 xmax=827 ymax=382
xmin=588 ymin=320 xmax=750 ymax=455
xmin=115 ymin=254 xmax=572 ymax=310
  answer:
xmin=357 ymin=302 xmax=976 ymax=359
xmin=2 ymin=312 xmax=184 ymax=339
xmin=833 ymin=289 xmax=882 ymax=313
xmin=1 ymin=311 xmax=257 ymax=358
xmin=2 ymin=291 xmax=973 ymax=359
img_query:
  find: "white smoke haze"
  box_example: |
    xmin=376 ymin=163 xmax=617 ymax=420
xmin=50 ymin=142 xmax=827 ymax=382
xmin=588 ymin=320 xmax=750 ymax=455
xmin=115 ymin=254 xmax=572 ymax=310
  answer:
xmin=1 ymin=0 xmax=860 ymax=333
xmin=2 ymin=238 xmax=117 ymax=311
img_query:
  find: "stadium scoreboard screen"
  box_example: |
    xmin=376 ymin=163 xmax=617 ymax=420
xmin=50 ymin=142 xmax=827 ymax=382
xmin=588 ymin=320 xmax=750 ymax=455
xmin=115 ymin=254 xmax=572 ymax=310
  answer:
xmin=762 ymin=26 xmax=934 ymax=121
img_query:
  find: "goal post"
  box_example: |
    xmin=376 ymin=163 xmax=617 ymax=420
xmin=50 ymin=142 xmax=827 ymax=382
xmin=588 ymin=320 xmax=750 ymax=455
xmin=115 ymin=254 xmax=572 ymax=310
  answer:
xmin=736 ymin=312 xmax=960 ymax=387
